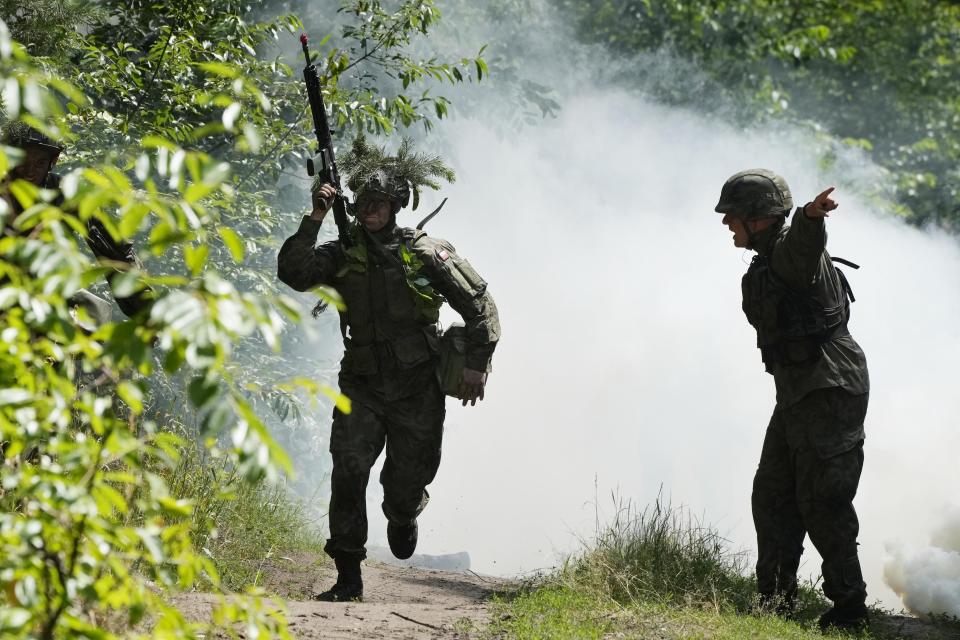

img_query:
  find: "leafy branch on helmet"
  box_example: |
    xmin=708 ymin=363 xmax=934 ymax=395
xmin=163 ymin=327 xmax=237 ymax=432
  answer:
xmin=337 ymin=133 xmax=456 ymax=210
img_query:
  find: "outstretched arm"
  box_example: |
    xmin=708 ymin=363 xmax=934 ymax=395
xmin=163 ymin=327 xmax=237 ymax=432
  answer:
xmin=772 ymin=187 xmax=837 ymax=289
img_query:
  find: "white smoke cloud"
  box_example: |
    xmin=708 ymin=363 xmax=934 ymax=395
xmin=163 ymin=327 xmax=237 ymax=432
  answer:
xmin=360 ymin=90 xmax=960 ymax=610
xmin=885 ymin=507 xmax=960 ymax=617
xmin=278 ymin=0 xmax=960 ymax=611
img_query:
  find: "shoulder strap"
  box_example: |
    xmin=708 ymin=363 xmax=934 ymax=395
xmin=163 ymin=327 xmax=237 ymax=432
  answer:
xmin=830 ymin=256 xmax=859 ymax=304
xmin=831 ymin=256 xmax=860 ymax=270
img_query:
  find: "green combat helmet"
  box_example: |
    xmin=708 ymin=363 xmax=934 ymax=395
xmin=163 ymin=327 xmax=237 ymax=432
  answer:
xmin=715 ymin=169 xmax=793 ymax=220
xmin=2 ymin=121 xmax=64 ymax=154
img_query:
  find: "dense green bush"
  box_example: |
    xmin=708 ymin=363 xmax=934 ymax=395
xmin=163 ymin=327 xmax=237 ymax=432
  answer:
xmin=0 ymin=0 xmax=489 ymax=635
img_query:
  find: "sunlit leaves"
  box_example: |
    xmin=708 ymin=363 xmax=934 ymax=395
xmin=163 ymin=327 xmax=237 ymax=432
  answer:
xmin=0 ymin=28 xmax=302 ymax=638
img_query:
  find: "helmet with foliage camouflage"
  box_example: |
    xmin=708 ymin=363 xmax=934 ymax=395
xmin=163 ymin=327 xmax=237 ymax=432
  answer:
xmin=336 ymin=133 xmax=455 ymax=215
xmin=714 ymin=169 xmax=793 ymax=220
xmin=2 ymin=121 xmax=64 ymax=154
xmin=352 ymin=168 xmax=411 ymax=214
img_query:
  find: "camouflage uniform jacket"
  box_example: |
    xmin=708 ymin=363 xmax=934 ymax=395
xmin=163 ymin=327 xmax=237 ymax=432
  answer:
xmin=277 ymin=216 xmax=500 ymax=400
xmin=742 ymin=208 xmax=869 ymax=407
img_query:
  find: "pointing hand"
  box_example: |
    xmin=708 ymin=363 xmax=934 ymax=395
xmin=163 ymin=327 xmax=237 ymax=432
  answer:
xmin=805 ymin=187 xmax=838 ymax=218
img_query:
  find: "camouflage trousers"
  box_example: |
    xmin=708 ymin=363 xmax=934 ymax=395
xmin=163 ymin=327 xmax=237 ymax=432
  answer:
xmin=324 ymin=376 xmax=445 ymax=562
xmin=752 ymin=387 xmax=868 ymax=608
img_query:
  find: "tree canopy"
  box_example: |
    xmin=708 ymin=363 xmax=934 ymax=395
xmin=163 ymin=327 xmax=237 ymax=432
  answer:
xmin=557 ymin=0 xmax=960 ymax=229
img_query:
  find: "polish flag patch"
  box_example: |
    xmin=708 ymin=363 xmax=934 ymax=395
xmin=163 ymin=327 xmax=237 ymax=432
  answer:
xmin=437 ymin=248 xmax=450 ymax=261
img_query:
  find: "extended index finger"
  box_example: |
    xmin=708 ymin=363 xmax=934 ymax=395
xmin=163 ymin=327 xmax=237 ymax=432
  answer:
xmin=816 ymin=186 xmax=836 ymax=203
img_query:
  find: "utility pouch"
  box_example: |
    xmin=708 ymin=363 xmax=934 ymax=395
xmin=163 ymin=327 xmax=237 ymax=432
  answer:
xmin=392 ymin=332 xmax=432 ymax=369
xmin=341 ymin=342 xmax=378 ymax=376
xmin=437 ymin=323 xmax=467 ymax=399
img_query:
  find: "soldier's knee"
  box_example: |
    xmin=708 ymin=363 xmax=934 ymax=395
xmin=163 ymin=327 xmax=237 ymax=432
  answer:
xmin=811 ymin=448 xmax=863 ymax=505
xmin=332 ymin=449 xmax=378 ymax=477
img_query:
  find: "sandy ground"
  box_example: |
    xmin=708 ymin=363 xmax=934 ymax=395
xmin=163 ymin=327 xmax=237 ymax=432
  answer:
xmin=172 ymin=553 xmax=511 ymax=639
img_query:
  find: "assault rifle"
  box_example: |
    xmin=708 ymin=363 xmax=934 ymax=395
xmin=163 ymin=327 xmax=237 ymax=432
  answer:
xmin=300 ymin=33 xmax=351 ymax=248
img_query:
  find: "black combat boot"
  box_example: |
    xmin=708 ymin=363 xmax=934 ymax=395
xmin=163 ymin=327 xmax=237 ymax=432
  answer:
xmin=387 ymin=520 xmax=418 ymax=560
xmin=818 ymin=602 xmax=869 ymax=634
xmin=315 ymin=557 xmax=363 ymax=602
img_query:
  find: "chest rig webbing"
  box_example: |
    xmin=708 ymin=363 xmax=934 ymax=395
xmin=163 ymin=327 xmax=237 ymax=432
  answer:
xmin=335 ymin=227 xmax=443 ymax=376
xmin=742 ymin=251 xmax=857 ymax=373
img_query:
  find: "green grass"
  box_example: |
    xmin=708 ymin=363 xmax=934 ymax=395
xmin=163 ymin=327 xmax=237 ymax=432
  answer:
xmin=162 ymin=439 xmax=326 ymax=592
xmin=488 ymin=498 xmax=958 ymax=640
xmin=489 ymin=586 xmax=845 ymax=639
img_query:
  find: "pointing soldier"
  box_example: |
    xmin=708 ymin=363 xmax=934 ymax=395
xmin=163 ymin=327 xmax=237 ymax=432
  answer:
xmin=277 ymin=138 xmax=500 ymax=602
xmin=715 ymin=170 xmax=870 ymax=632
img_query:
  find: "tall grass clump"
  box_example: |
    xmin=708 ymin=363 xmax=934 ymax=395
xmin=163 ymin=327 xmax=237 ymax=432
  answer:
xmin=138 ymin=411 xmax=325 ymax=592
xmin=570 ymin=496 xmax=756 ymax=611
xmin=168 ymin=443 xmax=325 ymax=591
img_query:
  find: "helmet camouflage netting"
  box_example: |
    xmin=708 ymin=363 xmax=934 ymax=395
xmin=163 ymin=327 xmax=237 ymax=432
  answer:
xmin=325 ymin=133 xmax=456 ymax=212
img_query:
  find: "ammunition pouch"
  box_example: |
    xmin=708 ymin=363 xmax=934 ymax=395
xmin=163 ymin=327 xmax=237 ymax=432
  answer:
xmin=341 ymin=342 xmax=378 ymax=376
xmin=437 ymin=323 xmax=467 ymax=399
xmin=392 ymin=331 xmax=432 ymax=368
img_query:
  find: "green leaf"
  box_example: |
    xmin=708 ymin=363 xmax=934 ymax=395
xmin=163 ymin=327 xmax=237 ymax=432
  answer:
xmin=320 ymin=386 xmax=352 ymax=414
xmin=0 ymin=608 xmax=30 ymax=632
xmin=184 ymin=243 xmax=209 ymax=275
xmin=158 ymin=496 xmax=194 ymax=517
xmin=196 ymin=61 xmax=241 ymax=78
xmin=219 ymin=226 xmax=244 ymax=263
xmin=0 ymin=389 xmax=32 ymax=406
xmin=188 ymin=375 xmax=220 ymax=409
xmin=117 ymin=381 xmax=144 ymax=414
xmin=110 ymin=270 xmax=143 ymax=298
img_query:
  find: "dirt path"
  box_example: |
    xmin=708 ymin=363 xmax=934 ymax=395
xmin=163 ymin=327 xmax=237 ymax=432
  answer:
xmin=174 ymin=554 xmax=510 ymax=639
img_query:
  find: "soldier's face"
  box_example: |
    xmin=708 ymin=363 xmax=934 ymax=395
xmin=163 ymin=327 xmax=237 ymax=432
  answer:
xmin=721 ymin=213 xmax=750 ymax=248
xmin=357 ymin=198 xmax=391 ymax=232
xmin=721 ymin=213 xmax=778 ymax=248
xmin=9 ymin=145 xmax=58 ymax=186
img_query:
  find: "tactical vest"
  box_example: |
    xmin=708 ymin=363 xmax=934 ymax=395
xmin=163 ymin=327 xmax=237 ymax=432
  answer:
xmin=742 ymin=251 xmax=856 ymax=373
xmin=334 ymin=227 xmax=443 ymax=376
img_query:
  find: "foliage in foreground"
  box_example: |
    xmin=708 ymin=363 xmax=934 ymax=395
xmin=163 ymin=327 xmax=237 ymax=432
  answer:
xmin=0 ymin=32 xmax=296 ymax=637
xmin=0 ymin=0 xmax=490 ymax=633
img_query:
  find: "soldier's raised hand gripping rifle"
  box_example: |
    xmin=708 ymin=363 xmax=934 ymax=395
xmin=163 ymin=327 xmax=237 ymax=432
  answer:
xmin=300 ymin=33 xmax=351 ymax=248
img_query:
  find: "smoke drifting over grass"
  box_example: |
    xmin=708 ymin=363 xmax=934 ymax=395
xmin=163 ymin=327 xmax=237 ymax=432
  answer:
xmin=279 ymin=0 xmax=960 ymax=611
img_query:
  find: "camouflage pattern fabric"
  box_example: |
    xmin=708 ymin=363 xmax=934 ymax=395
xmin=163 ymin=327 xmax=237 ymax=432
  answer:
xmin=324 ymin=370 xmax=445 ymax=561
xmin=741 ymin=208 xmax=869 ymax=408
xmin=752 ymin=387 xmax=868 ymax=608
xmin=278 ymin=215 xmax=499 ymax=562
